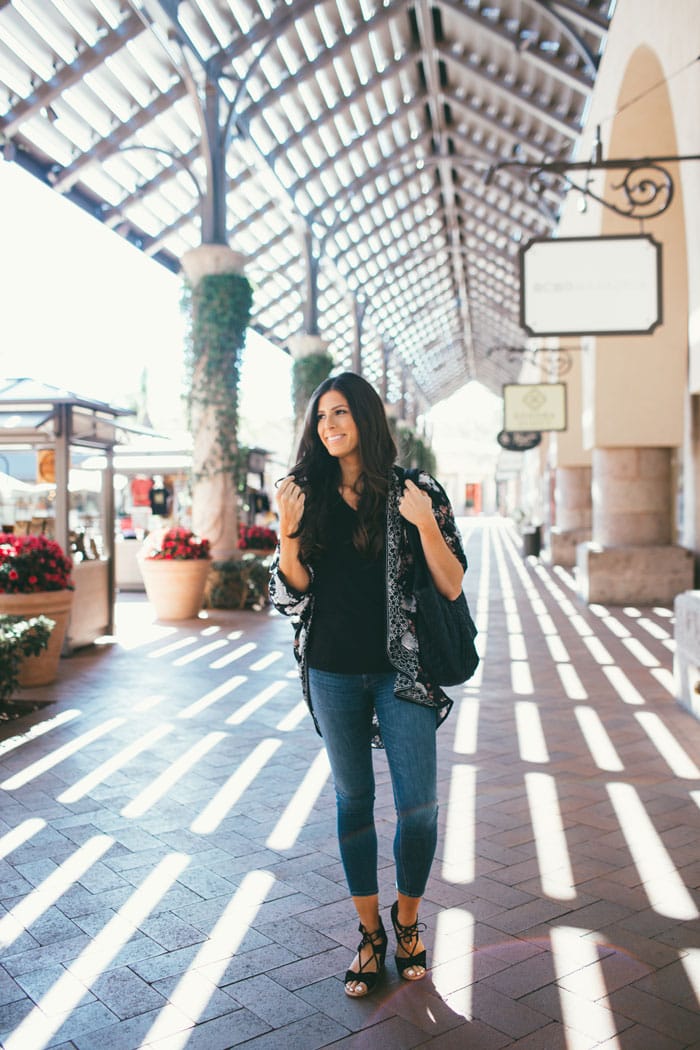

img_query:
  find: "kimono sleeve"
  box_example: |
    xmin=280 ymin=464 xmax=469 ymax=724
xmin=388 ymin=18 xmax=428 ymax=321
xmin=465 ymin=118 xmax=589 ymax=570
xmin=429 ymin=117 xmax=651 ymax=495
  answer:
xmin=268 ymin=549 xmax=313 ymax=617
xmin=416 ymin=471 xmax=468 ymax=571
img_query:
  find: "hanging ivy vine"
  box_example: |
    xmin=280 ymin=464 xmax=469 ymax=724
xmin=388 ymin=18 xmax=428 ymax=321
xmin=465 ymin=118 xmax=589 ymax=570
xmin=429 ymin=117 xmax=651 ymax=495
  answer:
xmin=291 ymin=352 xmax=335 ymax=425
xmin=390 ymin=418 xmax=437 ymax=474
xmin=181 ymin=272 xmax=254 ymax=488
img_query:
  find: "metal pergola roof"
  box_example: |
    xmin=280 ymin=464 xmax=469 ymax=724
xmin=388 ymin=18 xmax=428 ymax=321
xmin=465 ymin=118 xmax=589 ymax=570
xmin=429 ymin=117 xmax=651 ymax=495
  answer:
xmin=0 ymin=0 xmax=615 ymax=411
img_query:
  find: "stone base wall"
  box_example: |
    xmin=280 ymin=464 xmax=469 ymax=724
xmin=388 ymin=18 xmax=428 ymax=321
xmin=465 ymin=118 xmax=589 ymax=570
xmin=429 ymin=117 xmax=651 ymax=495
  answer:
xmin=550 ymin=527 xmax=592 ymax=568
xmin=576 ymin=542 xmax=694 ymax=605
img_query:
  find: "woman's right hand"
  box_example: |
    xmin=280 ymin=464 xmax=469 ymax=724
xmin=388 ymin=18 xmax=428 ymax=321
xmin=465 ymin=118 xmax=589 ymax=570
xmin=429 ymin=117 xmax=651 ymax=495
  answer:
xmin=276 ymin=476 xmax=311 ymax=592
xmin=276 ymin=475 xmax=305 ymax=538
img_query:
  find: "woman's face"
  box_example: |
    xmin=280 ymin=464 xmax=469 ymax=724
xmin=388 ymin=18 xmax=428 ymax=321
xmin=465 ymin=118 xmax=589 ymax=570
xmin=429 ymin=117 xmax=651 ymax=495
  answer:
xmin=316 ymin=390 xmax=360 ymax=461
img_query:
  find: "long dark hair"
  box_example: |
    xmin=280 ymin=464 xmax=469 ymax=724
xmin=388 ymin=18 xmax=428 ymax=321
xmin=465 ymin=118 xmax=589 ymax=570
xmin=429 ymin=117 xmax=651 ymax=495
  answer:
xmin=290 ymin=372 xmax=397 ymax=561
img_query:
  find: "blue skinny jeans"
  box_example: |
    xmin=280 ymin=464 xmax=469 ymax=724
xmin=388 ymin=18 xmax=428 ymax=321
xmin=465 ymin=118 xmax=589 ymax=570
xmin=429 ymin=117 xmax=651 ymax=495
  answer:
xmin=308 ymin=668 xmax=438 ymax=899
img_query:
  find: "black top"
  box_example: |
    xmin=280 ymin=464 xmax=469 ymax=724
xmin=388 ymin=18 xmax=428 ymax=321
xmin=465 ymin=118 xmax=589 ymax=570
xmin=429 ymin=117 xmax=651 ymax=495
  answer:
xmin=149 ymin=485 xmax=171 ymax=516
xmin=307 ymin=495 xmax=393 ymax=674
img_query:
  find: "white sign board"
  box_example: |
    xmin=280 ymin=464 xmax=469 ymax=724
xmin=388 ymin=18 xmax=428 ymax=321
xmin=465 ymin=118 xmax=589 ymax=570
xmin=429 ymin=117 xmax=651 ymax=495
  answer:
xmin=503 ymin=383 xmax=567 ymax=432
xmin=520 ymin=235 xmax=662 ymax=336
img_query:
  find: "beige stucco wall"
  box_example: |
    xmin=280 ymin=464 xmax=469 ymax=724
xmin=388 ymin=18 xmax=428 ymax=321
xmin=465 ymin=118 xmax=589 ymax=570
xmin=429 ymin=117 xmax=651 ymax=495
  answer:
xmin=556 ymin=0 xmax=698 ymax=451
xmin=549 ymin=342 xmax=590 ymax=468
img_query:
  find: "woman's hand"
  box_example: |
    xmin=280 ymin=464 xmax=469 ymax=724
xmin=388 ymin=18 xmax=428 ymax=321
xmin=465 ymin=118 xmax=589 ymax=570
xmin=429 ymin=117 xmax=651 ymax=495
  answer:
xmin=398 ymin=479 xmax=434 ymax=529
xmin=400 ymin=479 xmax=464 ymax=600
xmin=275 ymin=476 xmax=311 ymax=593
xmin=276 ymin=475 xmax=305 ymax=538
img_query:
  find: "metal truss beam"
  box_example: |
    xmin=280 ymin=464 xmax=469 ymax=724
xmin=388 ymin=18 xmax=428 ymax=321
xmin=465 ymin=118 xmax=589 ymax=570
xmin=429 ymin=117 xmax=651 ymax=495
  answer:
xmin=437 ymin=0 xmax=596 ymax=87
xmin=51 ymin=81 xmax=187 ymax=192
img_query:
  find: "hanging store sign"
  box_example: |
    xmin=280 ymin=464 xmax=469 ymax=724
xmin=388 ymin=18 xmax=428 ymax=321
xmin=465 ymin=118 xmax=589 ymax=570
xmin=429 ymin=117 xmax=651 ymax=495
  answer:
xmin=503 ymin=383 xmax=567 ymax=432
xmin=37 ymin=448 xmax=56 ymax=484
xmin=520 ymin=234 xmax=662 ymax=336
xmin=497 ymin=430 xmax=542 ymax=452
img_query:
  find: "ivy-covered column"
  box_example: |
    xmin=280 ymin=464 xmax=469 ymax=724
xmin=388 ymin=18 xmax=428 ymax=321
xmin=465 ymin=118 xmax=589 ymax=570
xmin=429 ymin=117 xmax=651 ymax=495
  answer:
xmin=288 ymin=334 xmax=334 ymax=462
xmin=181 ymin=245 xmax=253 ymax=560
xmin=389 ymin=416 xmax=436 ymax=473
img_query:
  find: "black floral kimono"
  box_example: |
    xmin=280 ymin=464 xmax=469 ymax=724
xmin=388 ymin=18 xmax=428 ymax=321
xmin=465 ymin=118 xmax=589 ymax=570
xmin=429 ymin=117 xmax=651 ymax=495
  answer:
xmin=268 ymin=467 xmax=468 ymax=748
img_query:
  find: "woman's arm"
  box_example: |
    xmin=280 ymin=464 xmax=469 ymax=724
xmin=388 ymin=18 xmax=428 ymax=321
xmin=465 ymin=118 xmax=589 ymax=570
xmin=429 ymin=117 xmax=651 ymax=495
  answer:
xmin=276 ymin=475 xmax=311 ymax=593
xmin=399 ymin=479 xmax=465 ymax=600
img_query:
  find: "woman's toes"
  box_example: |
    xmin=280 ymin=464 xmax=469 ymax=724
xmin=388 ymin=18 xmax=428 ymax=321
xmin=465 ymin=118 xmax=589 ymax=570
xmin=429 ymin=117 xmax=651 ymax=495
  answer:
xmin=345 ymin=979 xmax=367 ymax=997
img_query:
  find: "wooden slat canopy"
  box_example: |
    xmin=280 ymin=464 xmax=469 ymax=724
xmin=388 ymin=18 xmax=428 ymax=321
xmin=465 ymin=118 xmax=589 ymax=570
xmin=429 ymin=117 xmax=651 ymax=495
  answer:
xmin=0 ymin=0 xmax=614 ymax=409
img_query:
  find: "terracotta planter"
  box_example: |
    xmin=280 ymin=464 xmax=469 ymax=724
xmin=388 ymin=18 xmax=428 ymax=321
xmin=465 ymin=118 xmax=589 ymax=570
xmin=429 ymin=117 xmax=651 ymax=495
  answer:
xmin=138 ymin=558 xmax=212 ymax=620
xmin=0 ymin=589 xmax=74 ymax=686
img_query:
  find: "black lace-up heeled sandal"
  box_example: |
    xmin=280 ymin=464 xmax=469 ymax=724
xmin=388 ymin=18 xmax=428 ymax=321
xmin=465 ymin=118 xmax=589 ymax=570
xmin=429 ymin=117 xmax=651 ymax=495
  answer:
xmin=344 ymin=919 xmax=388 ymax=998
xmin=390 ymin=900 xmax=427 ymax=981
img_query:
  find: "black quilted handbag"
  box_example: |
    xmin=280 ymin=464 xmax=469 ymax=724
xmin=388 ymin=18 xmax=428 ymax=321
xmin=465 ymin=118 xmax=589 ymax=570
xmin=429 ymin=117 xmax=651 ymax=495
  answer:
xmin=405 ymin=511 xmax=479 ymax=688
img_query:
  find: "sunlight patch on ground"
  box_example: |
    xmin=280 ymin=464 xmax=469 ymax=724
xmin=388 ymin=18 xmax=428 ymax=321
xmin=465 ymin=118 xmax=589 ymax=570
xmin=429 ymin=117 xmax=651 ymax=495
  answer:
xmin=190 ymin=739 xmax=282 ymax=834
xmin=266 ymin=749 xmax=331 ymax=850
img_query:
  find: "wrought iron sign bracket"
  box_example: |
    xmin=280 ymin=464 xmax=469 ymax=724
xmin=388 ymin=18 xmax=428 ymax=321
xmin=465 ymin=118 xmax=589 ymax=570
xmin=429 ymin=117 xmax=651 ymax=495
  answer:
xmin=487 ymin=345 xmax=582 ymax=378
xmin=485 ymin=136 xmax=700 ymax=220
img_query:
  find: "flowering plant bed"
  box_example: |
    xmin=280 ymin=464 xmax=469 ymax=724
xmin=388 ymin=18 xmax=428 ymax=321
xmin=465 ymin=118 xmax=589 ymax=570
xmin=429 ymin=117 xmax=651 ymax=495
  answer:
xmin=238 ymin=524 xmax=277 ymax=551
xmin=141 ymin=526 xmax=211 ymax=561
xmin=0 ymin=534 xmax=74 ymax=593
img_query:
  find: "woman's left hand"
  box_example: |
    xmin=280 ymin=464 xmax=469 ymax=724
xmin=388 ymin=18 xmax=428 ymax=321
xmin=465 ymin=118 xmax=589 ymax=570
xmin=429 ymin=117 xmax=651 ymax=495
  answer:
xmin=399 ymin=479 xmax=465 ymax=599
xmin=398 ymin=479 xmax=434 ymax=529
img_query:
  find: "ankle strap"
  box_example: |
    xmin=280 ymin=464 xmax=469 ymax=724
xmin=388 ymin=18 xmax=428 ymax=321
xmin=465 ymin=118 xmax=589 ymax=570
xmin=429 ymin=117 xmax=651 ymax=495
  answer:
xmin=359 ymin=921 xmax=386 ymax=944
xmin=392 ymin=915 xmax=426 ymax=942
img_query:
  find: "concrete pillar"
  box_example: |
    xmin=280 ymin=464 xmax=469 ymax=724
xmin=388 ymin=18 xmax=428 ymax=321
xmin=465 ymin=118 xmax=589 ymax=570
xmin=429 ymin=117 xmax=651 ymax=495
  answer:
xmin=577 ymin=446 xmax=693 ymax=604
xmin=287 ymin=333 xmax=330 ymax=362
xmin=593 ymin=447 xmax=671 ymax=546
xmin=180 ymin=244 xmax=247 ymax=562
xmin=287 ymin=333 xmax=332 ymax=461
xmin=550 ymin=464 xmax=592 ymax=567
xmin=556 ymin=465 xmax=592 ymax=532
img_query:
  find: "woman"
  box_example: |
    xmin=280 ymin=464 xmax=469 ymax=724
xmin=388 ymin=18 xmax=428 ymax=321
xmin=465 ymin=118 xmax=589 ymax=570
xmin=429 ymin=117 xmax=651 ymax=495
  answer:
xmin=269 ymin=372 xmax=466 ymax=998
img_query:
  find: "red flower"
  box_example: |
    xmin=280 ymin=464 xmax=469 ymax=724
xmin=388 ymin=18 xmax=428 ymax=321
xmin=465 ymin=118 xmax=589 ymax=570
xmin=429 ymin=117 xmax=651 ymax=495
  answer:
xmin=237 ymin=524 xmax=278 ymax=551
xmin=142 ymin=526 xmax=211 ymax=561
xmin=0 ymin=534 xmax=73 ymax=593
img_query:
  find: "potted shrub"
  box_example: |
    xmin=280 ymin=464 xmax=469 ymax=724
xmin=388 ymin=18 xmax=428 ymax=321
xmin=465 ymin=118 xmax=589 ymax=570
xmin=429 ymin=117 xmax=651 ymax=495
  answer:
xmin=204 ymin=525 xmax=277 ymax=611
xmin=207 ymin=556 xmax=273 ymax=610
xmin=0 ymin=615 xmax=55 ymax=708
xmin=0 ymin=533 xmax=74 ymax=686
xmin=138 ymin=525 xmax=212 ymax=620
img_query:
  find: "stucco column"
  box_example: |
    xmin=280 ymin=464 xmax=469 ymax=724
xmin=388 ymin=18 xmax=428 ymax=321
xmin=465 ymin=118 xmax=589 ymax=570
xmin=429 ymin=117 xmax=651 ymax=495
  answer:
xmin=593 ymin=448 xmax=671 ymax=545
xmin=180 ymin=244 xmax=247 ymax=561
xmin=550 ymin=464 xmax=592 ymax=566
xmin=577 ymin=446 xmax=692 ymax=603
xmin=556 ymin=466 xmax=592 ymax=532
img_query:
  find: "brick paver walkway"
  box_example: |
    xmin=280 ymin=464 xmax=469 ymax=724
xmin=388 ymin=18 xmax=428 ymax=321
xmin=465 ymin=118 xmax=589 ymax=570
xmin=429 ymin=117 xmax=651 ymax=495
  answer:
xmin=1 ymin=517 xmax=699 ymax=1050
